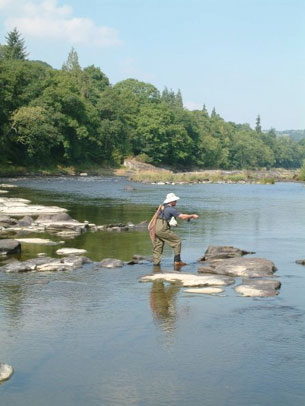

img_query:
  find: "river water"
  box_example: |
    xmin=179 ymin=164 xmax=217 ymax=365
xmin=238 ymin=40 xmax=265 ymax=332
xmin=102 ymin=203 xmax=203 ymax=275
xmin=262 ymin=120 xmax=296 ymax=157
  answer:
xmin=1 ymin=177 xmax=305 ymax=405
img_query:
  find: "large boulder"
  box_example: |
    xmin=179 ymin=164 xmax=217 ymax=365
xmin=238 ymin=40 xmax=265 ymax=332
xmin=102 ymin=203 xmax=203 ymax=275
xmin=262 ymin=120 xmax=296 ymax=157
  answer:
xmin=199 ymin=245 xmax=255 ymax=261
xmin=198 ymin=257 xmax=277 ymax=278
xmin=0 ymin=239 xmax=21 ymax=255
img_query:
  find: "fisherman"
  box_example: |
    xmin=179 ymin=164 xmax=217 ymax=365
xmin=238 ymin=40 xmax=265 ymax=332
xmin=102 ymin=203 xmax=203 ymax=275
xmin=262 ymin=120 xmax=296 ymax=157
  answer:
xmin=152 ymin=192 xmax=199 ymax=267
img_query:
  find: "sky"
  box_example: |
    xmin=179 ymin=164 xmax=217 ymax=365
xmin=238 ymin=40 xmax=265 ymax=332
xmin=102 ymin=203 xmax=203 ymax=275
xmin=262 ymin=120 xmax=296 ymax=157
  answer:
xmin=0 ymin=0 xmax=304 ymax=131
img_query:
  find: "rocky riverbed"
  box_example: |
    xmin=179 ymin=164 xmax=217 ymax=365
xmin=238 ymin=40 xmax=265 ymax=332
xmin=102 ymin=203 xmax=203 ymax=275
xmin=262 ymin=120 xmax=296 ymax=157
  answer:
xmin=0 ymin=183 xmax=283 ymax=299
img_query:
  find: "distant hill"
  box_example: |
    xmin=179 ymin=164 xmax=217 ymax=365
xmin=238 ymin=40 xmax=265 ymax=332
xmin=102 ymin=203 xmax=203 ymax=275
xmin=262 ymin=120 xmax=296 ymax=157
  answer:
xmin=275 ymin=129 xmax=305 ymax=141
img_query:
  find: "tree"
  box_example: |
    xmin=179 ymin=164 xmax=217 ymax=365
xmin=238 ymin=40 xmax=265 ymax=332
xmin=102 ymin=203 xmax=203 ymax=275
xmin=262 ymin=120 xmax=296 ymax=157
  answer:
xmin=62 ymin=47 xmax=81 ymax=72
xmin=10 ymin=106 xmax=62 ymax=164
xmin=82 ymin=65 xmax=110 ymax=104
xmin=255 ymin=115 xmax=262 ymax=133
xmin=2 ymin=28 xmax=28 ymax=60
xmin=114 ymin=79 xmax=160 ymax=104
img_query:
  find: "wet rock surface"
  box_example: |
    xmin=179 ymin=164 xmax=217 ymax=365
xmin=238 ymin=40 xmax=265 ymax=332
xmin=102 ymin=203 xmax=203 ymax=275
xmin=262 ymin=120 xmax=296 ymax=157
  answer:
xmin=197 ymin=245 xmax=280 ymax=297
xmin=198 ymin=245 xmax=255 ymax=261
xmin=56 ymin=248 xmax=88 ymax=256
xmin=139 ymin=272 xmax=235 ymax=287
xmin=99 ymin=258 xmax=124 ymax=268
xmin=0 ymin=363 xmax=14 ymax=382
xmin=234 ymin=279 xmax=281 ymax=297
xmin=0 ymin=186 xmax=282 ymax=298
xmin=0 ymin=239 xmax=21 ymax=255
xmin=0 ymin=256 xmax=92 ymax=273
xmin=198 ymin=257 xmax=277 ymax=278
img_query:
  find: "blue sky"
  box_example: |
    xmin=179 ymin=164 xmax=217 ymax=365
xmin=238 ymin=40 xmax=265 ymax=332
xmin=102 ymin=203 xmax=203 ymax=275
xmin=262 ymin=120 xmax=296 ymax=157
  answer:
xmin=0 ymin=0 xmax=304 ymax=130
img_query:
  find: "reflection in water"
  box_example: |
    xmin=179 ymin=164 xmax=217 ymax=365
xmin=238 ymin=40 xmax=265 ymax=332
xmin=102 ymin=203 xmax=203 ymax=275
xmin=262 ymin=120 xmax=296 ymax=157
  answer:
xmin=149 ymin=280 xmax=180 ymax=336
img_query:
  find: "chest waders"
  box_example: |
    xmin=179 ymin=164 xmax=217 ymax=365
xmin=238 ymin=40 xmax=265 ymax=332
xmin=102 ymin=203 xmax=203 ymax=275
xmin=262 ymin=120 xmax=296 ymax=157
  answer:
xmin=152 ymin=218 xmax=182 ymax=265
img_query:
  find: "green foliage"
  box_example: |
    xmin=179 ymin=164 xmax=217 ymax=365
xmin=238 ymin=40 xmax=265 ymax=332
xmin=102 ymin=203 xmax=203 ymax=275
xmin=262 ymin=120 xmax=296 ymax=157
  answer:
xmin=1 ymin=28 xmax=305 ymax=172
xmin=2 ymin=28 xmax=28 ymax=60
xmin=297 ymin=160 xmax=305 ymax=181
xmin=255 ymin=115 xmax=262 ymax=133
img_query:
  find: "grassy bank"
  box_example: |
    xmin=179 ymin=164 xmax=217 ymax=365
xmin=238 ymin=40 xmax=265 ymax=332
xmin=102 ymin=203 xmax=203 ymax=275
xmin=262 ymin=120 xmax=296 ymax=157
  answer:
xmin=0 ymin=163 xmax=117 ymax=177
xmin=116 ymin=159 xmax=300 ymax=184
xmin=0 ymin=160 xmax=301 ymax=184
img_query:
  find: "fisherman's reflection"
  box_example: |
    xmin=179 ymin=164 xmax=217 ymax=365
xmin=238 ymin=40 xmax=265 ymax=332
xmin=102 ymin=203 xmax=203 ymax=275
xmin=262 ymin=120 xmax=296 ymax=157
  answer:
xmin=149 ymin=280 xmax=180 ymax=334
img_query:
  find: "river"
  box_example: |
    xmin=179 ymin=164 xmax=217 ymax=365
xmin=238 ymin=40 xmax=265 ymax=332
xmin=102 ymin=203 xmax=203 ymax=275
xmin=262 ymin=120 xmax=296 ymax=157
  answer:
xmin=1 ymin=177 xmax=305 ymax=405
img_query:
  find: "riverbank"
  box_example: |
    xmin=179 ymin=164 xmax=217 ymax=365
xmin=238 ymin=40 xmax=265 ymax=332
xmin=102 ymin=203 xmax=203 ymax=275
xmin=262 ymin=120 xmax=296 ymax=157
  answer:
xmin=116 ymin=158 xmax=300 ymax=184
xmin=0 ymin=163 xmax=117 ymax=178
xmin=0 ymin=158 xmax=301 ymax=184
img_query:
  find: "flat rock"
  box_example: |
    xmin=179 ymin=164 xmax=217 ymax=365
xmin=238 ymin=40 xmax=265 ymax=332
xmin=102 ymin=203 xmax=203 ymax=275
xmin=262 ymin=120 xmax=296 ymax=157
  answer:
xmin=0 ymin=363 xmax=14 ymax=382
xmin=99 ymin=258 xmax=124 ymax=268
xmin=139 ymin=272 xmax=235 ymax=287
xmin=55 ymin=230 xmax=81 ymax=237
xmin=0 ymin=204 xmax=67 ymax=216
xmin=235 ymin=279 xmax=281 ymax=297
xmin=198 ymin=257 xmax=277 ymax=278
xmin=56 ymin=248 xmax=87 ymax=256
xmin=36 ymin=256 xmax=91 ymax=272
xmin=0 ymin=257 xmax=55 ymax=272
xmin=16 ymin=238 xmax=59 ymax=245
xmin=0 ymin=197 xmax=30 ymax=204
xmin=0 ymin=256 xmax=91 ymax=273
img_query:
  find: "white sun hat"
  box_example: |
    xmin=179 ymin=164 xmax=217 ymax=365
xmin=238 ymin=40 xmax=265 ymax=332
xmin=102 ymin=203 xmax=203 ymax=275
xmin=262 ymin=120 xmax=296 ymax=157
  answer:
xmin=163 ymin=193 xmax=180 ymax=204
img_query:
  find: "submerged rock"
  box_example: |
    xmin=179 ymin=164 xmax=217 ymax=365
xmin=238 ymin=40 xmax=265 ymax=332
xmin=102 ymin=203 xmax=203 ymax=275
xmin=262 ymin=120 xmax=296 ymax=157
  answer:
xmin=234 ymin=279 xmax=281 ymax=297
xmin=99 ymin=258 xmax=124 ymax=268
xmin=127 ymin=254 xmax=153 ymax=265
xmin=0 ymin=363 xmax=14 ymax=382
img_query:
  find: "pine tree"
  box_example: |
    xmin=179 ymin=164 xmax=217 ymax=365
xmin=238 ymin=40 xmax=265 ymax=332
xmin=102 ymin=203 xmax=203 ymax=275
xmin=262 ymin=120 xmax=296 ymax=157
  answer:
xmin=255 ymin=115 xmax=262 ymax=133
xmin=3 ymin=28 xmax=28 ymax=60
xmin=202 ymin=104 xmax=209 ymax=117
xmin=176 ymin=89 xmax=183 ymax=108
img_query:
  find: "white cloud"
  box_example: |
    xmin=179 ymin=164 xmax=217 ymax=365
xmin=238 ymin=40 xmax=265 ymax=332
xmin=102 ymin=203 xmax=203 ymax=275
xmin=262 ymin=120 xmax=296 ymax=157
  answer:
xmin=184 ymin=101 xmax=202 ymax=111
xmin=2 ymin=0 xmax=122 ymax=47
xmin=0 ymin=0 xmax=11 ymax=9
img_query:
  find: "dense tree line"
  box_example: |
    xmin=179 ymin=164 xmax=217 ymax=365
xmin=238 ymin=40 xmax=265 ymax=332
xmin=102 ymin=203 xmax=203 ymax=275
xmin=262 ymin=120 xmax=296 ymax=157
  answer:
xmin=1 ymin=29 xmax=304 ymax=170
